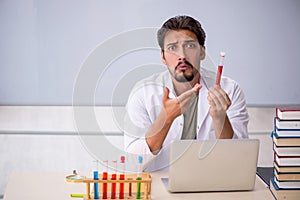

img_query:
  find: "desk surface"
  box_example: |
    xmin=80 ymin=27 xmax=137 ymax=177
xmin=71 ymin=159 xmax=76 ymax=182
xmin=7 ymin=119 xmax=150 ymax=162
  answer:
xmin=4 ymin=171 xmax=274 ymax=200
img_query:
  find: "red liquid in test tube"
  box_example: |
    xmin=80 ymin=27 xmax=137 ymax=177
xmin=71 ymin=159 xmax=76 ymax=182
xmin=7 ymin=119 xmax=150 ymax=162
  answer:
xmin=111 ymin=160 xmax=117 ymax=199
xmin=102 ymin=160 xmax=108 ymax=199
xmin=119 ymin=156 xmax=125 ymax=199
xmin=216 ymin=52 xmax=225 ymax=86
xmin=128 ymin=178 xmax=132 ymax=197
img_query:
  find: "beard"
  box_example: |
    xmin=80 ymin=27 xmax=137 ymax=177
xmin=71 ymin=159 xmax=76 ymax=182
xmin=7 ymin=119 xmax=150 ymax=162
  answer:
xmin=172 ymin=60 xmax=196 ymax=82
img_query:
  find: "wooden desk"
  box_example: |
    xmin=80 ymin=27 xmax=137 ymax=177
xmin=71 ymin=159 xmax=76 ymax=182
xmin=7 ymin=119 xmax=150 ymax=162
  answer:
xmin=4 ymin=171 xmax=274 ymax=200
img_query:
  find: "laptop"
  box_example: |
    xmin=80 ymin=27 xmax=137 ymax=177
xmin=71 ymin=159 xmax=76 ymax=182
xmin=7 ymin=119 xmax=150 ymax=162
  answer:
xmin=164 ymin=139 xmax=259 ymax=192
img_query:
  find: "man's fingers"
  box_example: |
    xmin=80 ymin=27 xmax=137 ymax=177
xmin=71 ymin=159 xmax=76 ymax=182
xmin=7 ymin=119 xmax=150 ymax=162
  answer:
xmin=193 ymin=83 xmax=202 ymax=92
xmin=208 ymin=87 xmax=231 ymax=110
xmin=213 ymin=87 xmax=231 ymax=107
xmin=162 ymin=87 xmax=170 ymax=102
xmin=218 ymin=88 xmax=231 ymax=106
xmin=163 ymin=84 xmax=202 ymax=113
xmin=178 ymin=83 xmax=202 ymax=102
xmin=208 ymin=90 xmax=221 ymax=107
xmin=207 ymin=94 xmax=216 ymax=107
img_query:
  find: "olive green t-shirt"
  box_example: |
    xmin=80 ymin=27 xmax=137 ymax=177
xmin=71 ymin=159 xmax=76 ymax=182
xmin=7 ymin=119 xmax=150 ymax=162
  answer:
xmin=181 ymin=94 xmax=199 ymax=140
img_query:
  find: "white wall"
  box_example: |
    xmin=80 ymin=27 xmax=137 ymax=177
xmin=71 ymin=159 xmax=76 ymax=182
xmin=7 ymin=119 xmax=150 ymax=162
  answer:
xmin=0 ymin=0 xmax=300 ymax=106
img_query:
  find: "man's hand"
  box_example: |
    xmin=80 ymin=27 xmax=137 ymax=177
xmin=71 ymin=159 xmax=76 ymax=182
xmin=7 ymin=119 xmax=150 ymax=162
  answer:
xmin=146 ymin=83 xmax=201 ymax=154
xmin=207 ymin=86 xmax=231 ymax=120
xmin=163 ymin=83 xmax=202 ymax=123
xmin=207 ymin=86 xmax=233 ymax=138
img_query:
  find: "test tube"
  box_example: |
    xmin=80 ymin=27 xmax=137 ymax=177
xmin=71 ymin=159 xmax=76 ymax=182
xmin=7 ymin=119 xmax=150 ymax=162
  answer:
xmin=128 ymin=178 xmax=132 ymax=197
xmin=111 ymin=160 xmax=117 ymax=199
xmin=119 ymin=156 xmax=125 ymax=199
xmin=93 ymin=160 xmax=99 ymax=199
xmin=102 ymin=160 xmax=108 ymax=199
xmin=136 ymin=155 xmax=143 ymax=199
xmin=216 ymin=52 xmax=225 ymax=86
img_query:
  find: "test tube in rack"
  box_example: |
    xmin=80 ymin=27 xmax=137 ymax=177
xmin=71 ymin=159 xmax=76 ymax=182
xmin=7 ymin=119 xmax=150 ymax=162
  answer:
xmin=119 ymin=156 xmax=125 ymax=199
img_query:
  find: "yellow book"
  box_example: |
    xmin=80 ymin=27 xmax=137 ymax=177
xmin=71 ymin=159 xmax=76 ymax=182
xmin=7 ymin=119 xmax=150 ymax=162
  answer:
xmin=274 ymin=168 xmax=300 ymax=181
xmin=273 ymin=133 xmax=300 ymax=147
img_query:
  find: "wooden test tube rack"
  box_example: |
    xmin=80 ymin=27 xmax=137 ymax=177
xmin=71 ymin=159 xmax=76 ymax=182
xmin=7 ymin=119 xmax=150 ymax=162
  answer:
xmin=66 ymin=173 xmax=152 ymax=200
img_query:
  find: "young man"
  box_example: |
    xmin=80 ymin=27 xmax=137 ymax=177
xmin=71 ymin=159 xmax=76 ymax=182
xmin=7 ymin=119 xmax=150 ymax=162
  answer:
xmin=124 ymin=15 xmax=249 ymax=171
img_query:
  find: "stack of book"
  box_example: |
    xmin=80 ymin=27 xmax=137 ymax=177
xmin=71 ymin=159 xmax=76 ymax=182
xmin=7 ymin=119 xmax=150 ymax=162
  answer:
xmin=270 ymin=107 xmax=300 ymax=199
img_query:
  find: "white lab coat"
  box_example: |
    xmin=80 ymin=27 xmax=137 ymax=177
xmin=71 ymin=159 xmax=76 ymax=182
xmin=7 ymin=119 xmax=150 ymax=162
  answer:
xmin=124 ymin=67 xmax=249 ymax=172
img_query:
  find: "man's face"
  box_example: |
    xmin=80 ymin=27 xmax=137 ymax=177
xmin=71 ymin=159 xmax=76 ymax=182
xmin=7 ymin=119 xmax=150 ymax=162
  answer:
xmin=161 ymin=29 xmax=205 ymax=82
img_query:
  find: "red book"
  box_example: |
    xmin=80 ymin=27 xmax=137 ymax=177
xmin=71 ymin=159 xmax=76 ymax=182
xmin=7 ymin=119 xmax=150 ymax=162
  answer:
xmin=276 ymin=107 xmax=300 ymax=120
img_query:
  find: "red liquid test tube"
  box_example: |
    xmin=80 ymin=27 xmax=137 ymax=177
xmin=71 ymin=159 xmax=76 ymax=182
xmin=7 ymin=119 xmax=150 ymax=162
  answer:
xmin=119 ymin=174 xmax=125 ymax=199
xmin=102 ymin=171 xmax=108 ymax=199
xmin=128 ymin=178 xmax=132 ymax=197
xmin=111 ymin=160 xmax=117 ymax=199
xmin=216 ymin=65 xmax=223 ymax=86
xmin=216 ymin=52 xmax=225 ymax=86
xmin=102 ymin=160 xmax=108 ymax=199
xmin=119 ymin=156 xmax=125 ymax=199
xmin=111 ymin=174 xmax=116 ymax=199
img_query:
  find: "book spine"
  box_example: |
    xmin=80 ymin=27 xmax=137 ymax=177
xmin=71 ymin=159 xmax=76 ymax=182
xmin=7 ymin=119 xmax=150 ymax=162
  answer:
xmin=274 ymin=117 xmax=277 ymax=132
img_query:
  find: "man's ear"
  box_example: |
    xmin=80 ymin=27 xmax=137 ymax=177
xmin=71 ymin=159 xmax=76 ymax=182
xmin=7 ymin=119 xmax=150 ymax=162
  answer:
xmin=200 ymin=46 xmax=206 ymax=60
xmin=161 ymin=50 xmax=167 ymax=65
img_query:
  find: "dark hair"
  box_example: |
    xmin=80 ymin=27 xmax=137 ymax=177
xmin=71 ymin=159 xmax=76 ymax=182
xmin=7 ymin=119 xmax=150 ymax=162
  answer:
xmin=157 ymin=15 xmax=206 ymax=50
